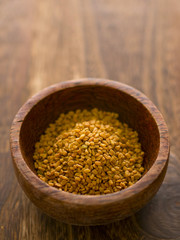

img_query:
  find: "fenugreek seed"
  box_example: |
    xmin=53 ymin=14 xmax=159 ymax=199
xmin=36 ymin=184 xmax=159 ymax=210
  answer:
xmin=92 ymin=181 xmax=96 ymax=186
xmin=54 ymin=182 xmax=61 ymax=187
xmin=139 ymin=167 xmax=144 ymax=172
xmin=100 ymin=143 xmax=106 ymax=147
xmin=48 ymin=182 xmax=54 ymax=187
xmin=40 ymin=176 xmax=46 ymax=181
xmin=120 ymin=182 xmax=126 ymax=188
xmin=63 ymin=150 xmax=67 ymax=155
xmin=95 ymin=161 xmax=101 ymax=166
xmin=81 ymin=144 xmax=88 ymax=149
xmin=55 ymin=172 xmax=59 ymax=177
xmin=90 ymin=174 xmax=94 ymax=179
xmin=127 ymin=167 xmax=133 ymax=172
xmin=61 ymin=180 xmax=67 ymax=185
xmin=114 ymin=175 xmax=120 ymax=179
xmin=75 ymin=164 xmax=83 ymax=168
xmin=134 ymin=173 xmax=141 ymax=179
xmin=75 ymin=177 xmax=81 ymax=182
xmin=40 ymin=153 xmax=47 ymax=158
xmin=125 ymin=153 xmax=131 ymax=158
xmin=103 ymin=154 xmax=109 ymax=160
xmin=109 ymin=180 xmax=114 ymax=185
xmin=110 ymin=140 xmax=115 ymax=145
xmin=96 ymin=156 xmax=102 ymax=160
xmin=92 ymin=169 xmax=98 ymax=175
xmin=59 ymin=175 xmax=68 ymax=181
xmin=55 ymin=153 xmax=60 ymax=158
xmin=104 ymin=189 xmax=111 ymax=194
xmin=109 ymin=149 xmax=115 ymax=155
xmin=135 ymin=149 xmax=141 ymax=153
xmin=131 ymin=175 xmax=135 ymax=181
xmin=68 ymin=160 xmax=74 ymax=166
xmin=56 ymin=166 xmax=61 ymax=171
xmin=38 ymin=167 xmax=45 ymax=172
xmin=115 ymin=145 xmax=120 ymax=150
xmin=34 ymin=163 xmax=38 ymax=168
xmin=38 ymin=148 xmax=44 ymax=153
xmin=48 ymin=149 xmax=53 ymax=155
xmin=99 ymin=187 xmax=104 ymax=193
xmin=80 ymin=134 xmax=85 ymax=139
xmin=84 ymin=168 xmax=91 ymax=173
xmin=128 ymin=182 xmax=133 ymax=186
xmin=125 ymin=170 xmax=130 ymax=177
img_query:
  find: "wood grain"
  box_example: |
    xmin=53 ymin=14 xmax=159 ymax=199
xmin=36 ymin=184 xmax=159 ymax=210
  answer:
xmin=0 ymin=0 xmax=180 ymax=239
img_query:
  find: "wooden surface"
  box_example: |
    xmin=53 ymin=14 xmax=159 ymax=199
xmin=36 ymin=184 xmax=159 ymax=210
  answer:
xmin=0 ymin=0 xmax=179 ymax=239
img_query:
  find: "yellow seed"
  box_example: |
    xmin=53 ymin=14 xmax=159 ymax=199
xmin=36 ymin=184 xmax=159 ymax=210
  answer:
xmin=104 ymin=189 xmax=111 ymax=194
xmin=90 ymin=174 xmax=94 ymax=179
xmin=84 ymin=168 xmax=91 ymax=173
xmin=60 ymin=175 xmax=68 ymax=181
xmin=55 ymin=183 xmax=62 ymax=188
xmin=114 ymin=175 xmax=120 ymax=179
xmin=115 ymin=166 xmax=120 ymax=171
xmin=55 ymin=172 xmax=59 ymax=177
xmin=81 ymin=144 xmax=88 ymax=149
xmin=120 ymin=182 xmax=126 ymax=188
xmin=38 ymin=167 xmax=45 ymax=172
xmin=125 ymin=153 xmax=131 ymax=158
xmin=134 ymin=173 xmax=141 ymax=179
xmin=40 ymin=153 xmax=47 ymax=158
xmin=75 ymin=177 xmax=81 ymax=182
xmin=34 ymin=163 xmax=38 ymax=169
xmin=109 ymin=149 xmax=115 ymax=155
xmin=56 ymin=166 xmax=61 ymax=171
xmin=61 ymin=180 xmax=67 ymax=185
xmin=109 ymin=180 xmax=114 ymax=185
xmin=139 ymin=167 xmax=144 ymax=172
xmin=86 ymin=159 xmax=92 ymax=165
xmin=95 ymin=161 xmax=101 ymax=166
xmin=68 ymin=160 xmax=74 ymax=166
xmin=80 ymin=134 xmax=85 ymax=139
xmin=48 ymin=182 xmax=54 ymax=187
xmin=115 ymin=145 xmax=120 ymax=150
xmin=75 ymin=164 xmax=83 ymax=168
xmin=125 ymin=170 xmax=130 ymax=177
xmin=92 ymin=181 xmax=96 ymax=186
xmin=48 ymin=149 xmax=53 ymax=155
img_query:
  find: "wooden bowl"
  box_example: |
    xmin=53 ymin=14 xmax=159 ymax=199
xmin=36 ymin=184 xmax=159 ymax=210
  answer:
xmin=10 ymin=79 xmax=169 ymax=226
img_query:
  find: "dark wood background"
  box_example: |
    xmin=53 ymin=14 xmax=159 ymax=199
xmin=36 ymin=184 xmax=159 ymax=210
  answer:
xmin=0 ymin=0 xmax=180 ymax=239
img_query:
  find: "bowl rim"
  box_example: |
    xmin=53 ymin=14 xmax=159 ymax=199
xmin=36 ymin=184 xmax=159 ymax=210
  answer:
xmin=10 ymin=78 xmax=169 ymax=206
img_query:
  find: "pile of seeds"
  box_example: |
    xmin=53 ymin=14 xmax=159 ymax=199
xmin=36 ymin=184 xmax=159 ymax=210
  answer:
xmin=33 ymin=108 xmax=144 ymax=195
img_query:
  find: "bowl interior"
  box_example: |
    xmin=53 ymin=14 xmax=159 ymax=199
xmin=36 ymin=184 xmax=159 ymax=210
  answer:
xmin=20 ymin=85 xmax=160 ymax=177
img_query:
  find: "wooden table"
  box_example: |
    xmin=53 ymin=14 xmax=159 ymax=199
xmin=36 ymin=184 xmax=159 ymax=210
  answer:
xmin=0 ymin=0 xmax=180 ymax=239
